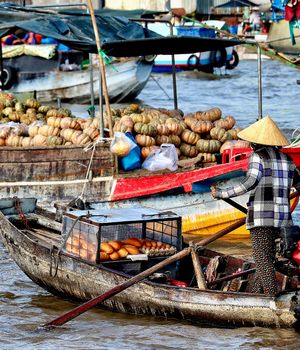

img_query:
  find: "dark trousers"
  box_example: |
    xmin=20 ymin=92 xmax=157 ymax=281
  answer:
xmin=250 ymin=226 xmax=279 ymax=296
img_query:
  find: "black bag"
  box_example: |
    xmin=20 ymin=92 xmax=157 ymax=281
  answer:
xmin=279 ymin=225 xmax=300 ymax=258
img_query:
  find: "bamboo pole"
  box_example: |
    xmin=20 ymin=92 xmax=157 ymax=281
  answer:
xmin=87 ymin=0 xmax=113 ymax=137
xmin=190 ymin=246 xmax=207 ymax=289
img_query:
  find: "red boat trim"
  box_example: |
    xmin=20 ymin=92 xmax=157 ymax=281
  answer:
xmin=111 ymin=159 xmax=248 ymax=201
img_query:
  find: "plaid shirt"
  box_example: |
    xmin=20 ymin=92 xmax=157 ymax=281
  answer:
xmin=215 ymin=147 xmax=299 ymax=229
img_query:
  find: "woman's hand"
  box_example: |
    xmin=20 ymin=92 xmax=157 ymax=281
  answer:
xmin=211 ymin=185 xmax=218 ymax=199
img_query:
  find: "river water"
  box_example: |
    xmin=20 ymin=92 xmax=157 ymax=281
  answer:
xmin=1 ymin=59 xmax=300 ymax=349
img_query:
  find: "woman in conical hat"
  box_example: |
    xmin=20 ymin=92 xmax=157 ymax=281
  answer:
xmin=211 ymin=116 xmax=300 ymax=296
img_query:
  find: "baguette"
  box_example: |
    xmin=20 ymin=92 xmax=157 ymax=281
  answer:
xmin=108 ymin=240 xmax=122 ymax=251
xmin=109 ymin=251 xmax=120 ymax=261
xmin=100 ymin=251 xmax=109 ymax=261
xmin=122 ymin=237 xmax=142 ymax=247
xmin=100 ymin=242 xmax=114 ymax=254
xmin=122 ymin=244 xmax=140 ymax=255
xmin=117 ymin=247 xmax=129 ymax=258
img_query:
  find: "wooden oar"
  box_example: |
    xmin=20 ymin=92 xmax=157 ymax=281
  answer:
xmin=41 ymin=218 xmax=246 ymax=328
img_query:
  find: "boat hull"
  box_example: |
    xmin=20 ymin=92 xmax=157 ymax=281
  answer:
xmin=5 ymin=55 xmax=153 ymax=103
xmin=268 ymin=20 xmax=300 ymax=54
xmin=0 ymin=209 xmax=299 ymax=328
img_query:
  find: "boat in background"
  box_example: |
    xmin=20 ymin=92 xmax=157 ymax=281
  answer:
xmin=148 ymin=21 xmax=239 ymax=74
xmin=268 ymin=0 xmax=300 ymax=55
xmin=1 ymin=45 xmax=153 ymax=103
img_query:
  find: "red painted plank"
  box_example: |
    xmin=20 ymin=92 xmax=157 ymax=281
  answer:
xmin=111 ymin=159 xmax=248 ymax=201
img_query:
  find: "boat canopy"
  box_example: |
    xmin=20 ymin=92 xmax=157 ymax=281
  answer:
xmin=0 ymin=3 xmax=245 ymax=57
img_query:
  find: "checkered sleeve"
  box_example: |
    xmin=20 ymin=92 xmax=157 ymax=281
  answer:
xmin=215 ymin=153 xmax=263 ymax=199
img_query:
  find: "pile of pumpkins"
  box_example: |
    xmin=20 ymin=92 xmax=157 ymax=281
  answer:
xmin=106 ymin=103 xmax=246 ymax=162
xmin=0 ymin=92 xmax=246 ymax=163
xmin=0 ymin=92 xmax=100 ymax=147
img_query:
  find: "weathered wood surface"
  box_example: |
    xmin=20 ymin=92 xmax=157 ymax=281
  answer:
xmin=0 ymin=209 xmax=299 ymax=328
xmin=0 ymin=144 xmax=115 ymax=181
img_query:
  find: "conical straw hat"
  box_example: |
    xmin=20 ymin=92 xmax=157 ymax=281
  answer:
xmin=237 ymin=116 xmax=289 ymax=146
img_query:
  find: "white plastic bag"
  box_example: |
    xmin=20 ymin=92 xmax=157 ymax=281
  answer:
xmin=142 ymin=143 xmax=178 ymax=172
xmin=110 ymin=132 xmax=137 ymax=157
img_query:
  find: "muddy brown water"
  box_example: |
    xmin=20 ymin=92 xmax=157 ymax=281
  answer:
xmin=1 ymin=59 xmax=300 ymax=349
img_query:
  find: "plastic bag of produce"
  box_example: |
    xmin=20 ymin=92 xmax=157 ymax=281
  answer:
xmin=118 ymin=132 xmax=141 ymax=171
xmin=142 ymin=143 xmax=178 ymax=172
xmin=110 ymin=131 xmax=137 ymax=157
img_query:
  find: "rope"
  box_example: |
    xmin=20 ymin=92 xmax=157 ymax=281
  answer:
xmin=284 ymin=127 xmax=300 ymax=148
xmin=67 ymin=137 xmax=113 ymax=207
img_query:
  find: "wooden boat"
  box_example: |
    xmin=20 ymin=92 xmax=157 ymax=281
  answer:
xmin=1 ymin=145 xmax=299 ymax=238
xmin=0 ymin=198 xmax=300 ymax=328
xmin=148 ymin=21 xmax=239 ymax=74
xmin=2 ymin=52 xmax=153 ymax=103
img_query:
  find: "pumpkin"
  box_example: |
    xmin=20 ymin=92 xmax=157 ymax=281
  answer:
xmin=15 ymin=102 xmax=25 ymax=113
xmin=83 ymin=127 xmax=100 ymax=140
xmin=220 ymin=140 xmax=251 ymax=153
xmin=141 ymin=146 xmax=160 ymax=159
xmin=20 ymin=113 xmax=36 ymax=125
xmin=60 ymin=128 xmax=78 ymax=142
xmin=157 ymin=108 xmax=184 ymax=119
xmin=0 ymin=137 xmax=6 ymax=146
xmin=46 ymin=109 xmax=61 ymax=118
xmin=46 ymin=135 xmax=64 ymax=146
xmin=156 ymin=124 xmax=170 ymax=135
xmin=21 ymin=137 xmax=33 ymax=147
xmin=26 ymin=108 xmax=37 ymax=117
xmin=155 ymin=135 xmax=170 ymax=146
xmin=111 ymin=140 xmax=131 ymax=156
xmin=190 ymin=120 xmax=213 ymax=134
xmin=71 ymin=132 xmax=91 ymax=145
xmin=0 ymin=92 xmax=16 ymax=107
xmin=38 ymin=105 xmax=51 ymax=114
xmin=120 ymin=116 xmax=134 ymax=129
xmin=135 ymin=134 xmax=155 ymax=147
xmin=198 ymin=153 xmax=216 ymax=163
xmin=210 ymin=127 xmax=231 ymax=143
xmin=195 ymin=107 xmax=222 ymax=122
xmin=168 ymin=135 xmax=181 ymax=147
xmin=28 ymin=125 xmax=40 ymax=137
xmin=6 ymin=135 xmax=23 ymax=147
xmin=113 ymin=121 xmax=128 ymax=133
xmin=8 ymin=112 xmax=20 ymax=122
xmin=60 ymin=117 xmax=81 ymax=130
xmin=47 ymin=116 xmax=61 ymax=128
xmin=3 ymin=107 xmax=14 ymax=117
xmin=181 ymin=129 xmax=200 ymax=145
xmin=38 ymin=125 xmax=60 ymax=137
xmin=32 ymin=134 xmax=47 ymax=146
xmin=166 ymin=122 xmax=182 ymax=135
xmin=214 ymin=115 xmax=236 ymax=130
xmin=183 ymin=115 xmax=196 ymax=128
xmin=131 ymin=113 xmax=151 ymax=124
xmin=25 ymin=98 xmax=40 ymax=109
xmin=140 ymin=123 xmax=157 ymax=136
xmin=180 ymin=143 xmax=198 ymax=158
xmin=196 ymin=139 xmax=221 ymax=153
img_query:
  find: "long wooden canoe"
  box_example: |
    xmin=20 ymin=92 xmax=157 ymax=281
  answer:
xmin=0 ymin=199 xmax=300 ymax=328
xmin=1 ymin=146 xmax=300 ymax=238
